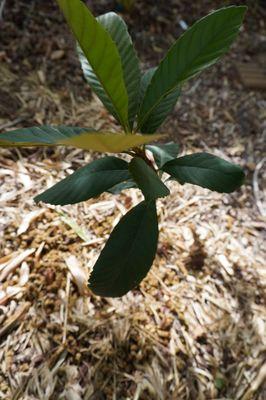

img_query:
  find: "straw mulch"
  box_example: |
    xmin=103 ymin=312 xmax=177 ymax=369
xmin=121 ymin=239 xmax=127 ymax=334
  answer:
xmin=0 ymin=1 xmax=266 ymax=399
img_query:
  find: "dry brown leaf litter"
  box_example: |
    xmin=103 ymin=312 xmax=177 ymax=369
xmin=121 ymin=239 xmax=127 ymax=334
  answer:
xmin=0 ymin=1 xmax=266 ymax=399
xmin=0 ymin=89 xmax=265 ymax=398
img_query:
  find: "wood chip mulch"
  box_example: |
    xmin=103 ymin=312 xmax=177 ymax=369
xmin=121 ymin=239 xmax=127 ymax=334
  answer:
xmin=0 ymin=1 xmax=265 ymax=399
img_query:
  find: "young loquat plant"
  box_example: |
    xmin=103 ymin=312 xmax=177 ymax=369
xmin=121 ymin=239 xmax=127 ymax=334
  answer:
xmin=0 ymin=0 xmax=246 ymax=297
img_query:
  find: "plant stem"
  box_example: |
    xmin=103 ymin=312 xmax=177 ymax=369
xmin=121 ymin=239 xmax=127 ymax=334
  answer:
xmin=132 ymin=147 xmax=157 ymax=172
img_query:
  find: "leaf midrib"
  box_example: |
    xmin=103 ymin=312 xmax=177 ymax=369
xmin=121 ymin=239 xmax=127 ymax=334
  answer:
xmin=138 ymin=10 xmax=240 ymax=130
xmin=64 ymin=1 xmax=129 ymax=131
xmin=110 ymin=204 xmax=153 ymax=290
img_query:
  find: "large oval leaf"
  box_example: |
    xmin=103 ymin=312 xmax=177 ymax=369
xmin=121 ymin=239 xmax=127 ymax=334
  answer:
xmin=141 ymin=86 xmax=181 ymax=134
xmin=59 ymin=132 xmax=163 ymax=153
xmin=138 ymin=6 xmax=247 ymax=129
xmin=139 ymin=68 xmax=181 ymax=133
xmin=162 ymin=152 xmax=245 ymax=193
xmin=0 ymin=126 xmax=88 ymax=147
xmin=57 ymin=0 xmax=129 ymax=130
xmin=35 ymin=156 xmax=131 ymax=205
xmin=146 ymin=142 xmax=180 ymax=168
xmin=107 ymin=179 xmax=137 ymax=194
xmin=139 ymin=68 xmax=156 ymax=107
xmin=89 ymin=201 xmax=159 ymax=297
xmin=78 ymin=12 xmax=140 ymax=129
xmin=0 ymin=127 xmax=163 ymax=153
xmin=129 ymin=157 xmax=170 ymax=200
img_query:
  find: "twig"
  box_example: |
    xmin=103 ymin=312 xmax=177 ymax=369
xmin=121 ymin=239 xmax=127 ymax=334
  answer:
xmin=62 ymin=273 xmax=71 ymax=344
xmin=253 ymin=157 xmax=266 ymax=217
xmin=0 ymin=248 xmax=35 ymax=282
xmin=0 ymin=302 xmax=30 ymax=338
xmin=0 ymin=117 xmax=25 ymax=131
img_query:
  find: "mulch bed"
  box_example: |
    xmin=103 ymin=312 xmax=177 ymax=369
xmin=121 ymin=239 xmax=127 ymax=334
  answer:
xmin=0 ymin=1 xmax=265 ymax=399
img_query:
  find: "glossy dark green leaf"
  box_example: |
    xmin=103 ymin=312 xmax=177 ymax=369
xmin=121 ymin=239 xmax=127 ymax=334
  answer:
xmin=139 ymin=6 xmax=247 ymax=130
xmin=107 ymin=179 xmax=137 ymax=194
xmin=146 ymin=142 xmax=180 ymax=168
xmin=129 ymin=157 xmax=170 ymax=200
xmin=0 ymin=126 xmax=87 ymax=147
xmin=141 ymin=87 xmax=181 ymax=134
xmin=89 ymin=201 xmax=158 ymax=297
xmin=35 ymin=157 xmax=131 ymax=205
xmin=139 ymin=68 xmax=156 ymax=106
xmin=57 ymin=0 xmax=129 ymax=130
xmin=78 ymin=12 xmax=140 ymax=129
xmin=139 ymin=68 xmax=181 ymax=133
xmin=162 ymin=152 xmax=245 ymax=193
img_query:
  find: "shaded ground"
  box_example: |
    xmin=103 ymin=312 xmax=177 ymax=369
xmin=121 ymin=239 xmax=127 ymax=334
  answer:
xmin=0 ymin=1 xmax=265 ymax=399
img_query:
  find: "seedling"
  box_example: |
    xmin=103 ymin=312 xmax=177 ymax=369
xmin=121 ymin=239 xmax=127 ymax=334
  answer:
xmin=0 ymin=0 xmax=247 ymax=297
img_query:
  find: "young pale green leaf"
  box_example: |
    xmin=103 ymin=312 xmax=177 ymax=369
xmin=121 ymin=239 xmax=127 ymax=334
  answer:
xmin=162 ymin=152 xmax=245 ymax=193
xmin=0 ymin=127 xmax=163 ymax=152
xmin=139 ymin=68 xmax=181 ymax=133
xmin=138 ymin=6 xmax=247 ymax=130
xmin=146 ymin=142 xmax=180 ymax=168
xmin=0 ymin=126 xmax=88 ymax=147
xmin=78 ymin=12 xmax=140 ymax=129
xmin=57 ymin=0 xmax=129 ymax=130
xmin=35 ymin=157 xmax=131 ymax=205
xmin=59 ymin=132 xmax=163 ymax=153
xmin=129 ymin=157 xmax=170 ymax=200
xmin=89 ymin=201 xmax=158 ymax=297
xmin=107 ymin=179 xmax=137 ymax=194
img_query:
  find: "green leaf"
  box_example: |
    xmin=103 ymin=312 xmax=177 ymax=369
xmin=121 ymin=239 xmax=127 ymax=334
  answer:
xmin=59 ymin=212 xmax=90 ymax=242
xmin=89 ymin=201 xmax=158 ymax=297
xmin=0 ymin=126 xmax=88 ymax=147
xmin=139 ymin=68 xmax=156 ymax=105
xmin=138 ymin=6 xmax=247 ymax=129
xmin=146 ymin=142 xmax=180 ymax=168
xmin=0 ymin=127 xmax=163 ymax=152
xmin=129 ymin=157 xmax=170 ymax=200
xmin=141 ymin=87 xmax=181 ymax=133
xmin=78 ymin=12 xmax=140 ymax=129
xmin=107 ymin=179 xmax=137 ymax=194
xmin=59 ymin=132 xmax=163 ymax=153
xmin=57 ymin=0 xmax=129 ymax=130
xmin=162 ymin=152 xmax=245 ymax=193
xmin=139 ymin=68 xmax=181 ymax=133
xmin=35 ymin=156 xmax=131 ymax=205
xmin=215 ymin=376 xmax=226 ymax=391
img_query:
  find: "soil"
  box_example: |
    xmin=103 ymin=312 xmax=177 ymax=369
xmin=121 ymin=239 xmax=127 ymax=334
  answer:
xmin=0 ymin=1 xmax=265 ymax=399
